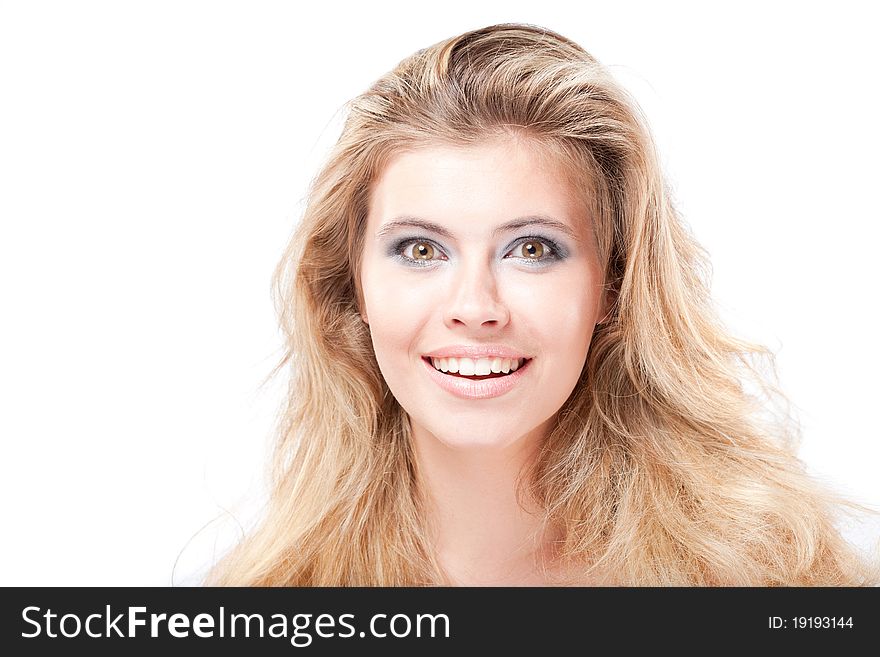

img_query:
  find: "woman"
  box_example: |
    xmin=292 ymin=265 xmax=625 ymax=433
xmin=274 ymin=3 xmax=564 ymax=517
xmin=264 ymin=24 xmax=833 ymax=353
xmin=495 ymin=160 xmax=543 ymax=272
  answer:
xmin=205 ymin=23 xmax=878 ymax=586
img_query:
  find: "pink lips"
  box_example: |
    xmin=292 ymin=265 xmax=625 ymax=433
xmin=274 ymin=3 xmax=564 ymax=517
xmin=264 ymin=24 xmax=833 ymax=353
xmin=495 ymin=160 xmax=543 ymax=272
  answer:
xmin=422 ymin=356 xmax=532 ymax=400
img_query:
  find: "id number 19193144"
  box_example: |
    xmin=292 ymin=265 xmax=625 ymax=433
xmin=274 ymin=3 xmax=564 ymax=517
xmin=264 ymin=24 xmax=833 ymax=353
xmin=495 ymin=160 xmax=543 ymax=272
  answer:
xmin=768 ymin=616 xmax=853 ymax=629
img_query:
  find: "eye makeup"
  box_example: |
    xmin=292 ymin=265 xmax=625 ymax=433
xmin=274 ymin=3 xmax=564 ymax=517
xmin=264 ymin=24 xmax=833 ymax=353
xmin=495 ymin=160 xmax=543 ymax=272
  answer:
xmin=388 ymin=234 xmax=567 ymax=268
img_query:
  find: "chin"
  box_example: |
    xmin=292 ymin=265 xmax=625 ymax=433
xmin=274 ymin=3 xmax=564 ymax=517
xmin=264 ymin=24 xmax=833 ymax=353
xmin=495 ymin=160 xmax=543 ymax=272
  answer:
xmin=413 ymin=415 xmax=538 ymax=451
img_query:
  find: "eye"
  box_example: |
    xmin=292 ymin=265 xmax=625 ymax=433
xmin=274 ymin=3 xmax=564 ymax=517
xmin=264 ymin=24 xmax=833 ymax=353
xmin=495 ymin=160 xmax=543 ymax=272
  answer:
xmin=390 ymin=238 xmax=446 ymax=267
xmin=513 ymin=240 xmax=546 ymax=260
xmin=392 ymin=235 xmax=562 ymax=267
xmin=407 ymin=241 xmax=436 ymax=261
xmin=506 ymin=237 xmax=561 ymax=265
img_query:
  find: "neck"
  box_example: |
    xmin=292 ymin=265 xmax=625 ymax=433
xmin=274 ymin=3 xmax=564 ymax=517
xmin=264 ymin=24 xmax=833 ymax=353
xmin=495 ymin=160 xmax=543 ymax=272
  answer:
xmin=411 ymin=417 xmax=561 ymax=586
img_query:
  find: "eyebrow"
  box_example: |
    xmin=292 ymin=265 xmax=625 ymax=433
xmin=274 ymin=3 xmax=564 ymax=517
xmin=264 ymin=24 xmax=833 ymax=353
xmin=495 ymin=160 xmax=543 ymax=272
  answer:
xmin=375 ymin=215 xmax=580 ymax=241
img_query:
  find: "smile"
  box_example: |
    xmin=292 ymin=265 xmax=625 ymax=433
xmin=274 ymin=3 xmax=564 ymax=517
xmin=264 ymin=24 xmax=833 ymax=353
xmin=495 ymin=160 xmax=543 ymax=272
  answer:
xmin=428 ymin=356 xmax=527 ymax=378
xmin=421 ymin=356 xmax=533 ymax=399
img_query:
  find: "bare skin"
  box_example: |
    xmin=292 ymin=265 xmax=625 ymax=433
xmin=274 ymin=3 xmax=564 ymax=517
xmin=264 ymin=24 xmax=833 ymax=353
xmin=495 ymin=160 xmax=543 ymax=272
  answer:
xmin=359 ymin=137 xmax=611 ymax=586
xmin=414 ymin=415 xmax=559 ymax=586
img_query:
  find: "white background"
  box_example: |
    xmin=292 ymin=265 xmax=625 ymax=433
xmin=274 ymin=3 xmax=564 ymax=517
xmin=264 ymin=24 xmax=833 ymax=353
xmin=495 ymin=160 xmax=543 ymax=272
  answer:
xmin=1 ymin=1 xmax=877 ymax=585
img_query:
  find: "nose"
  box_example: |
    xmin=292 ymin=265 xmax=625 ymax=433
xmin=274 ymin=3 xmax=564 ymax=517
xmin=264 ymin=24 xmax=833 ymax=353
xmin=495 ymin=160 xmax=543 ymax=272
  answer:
xmin=442 ymin=256 xmax=511 ymax=330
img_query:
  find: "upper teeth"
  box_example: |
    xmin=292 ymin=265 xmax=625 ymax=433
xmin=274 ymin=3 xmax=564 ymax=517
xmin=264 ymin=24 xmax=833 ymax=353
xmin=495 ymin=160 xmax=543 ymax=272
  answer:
xmin=430 ymin=356 xmax=525 ymax=375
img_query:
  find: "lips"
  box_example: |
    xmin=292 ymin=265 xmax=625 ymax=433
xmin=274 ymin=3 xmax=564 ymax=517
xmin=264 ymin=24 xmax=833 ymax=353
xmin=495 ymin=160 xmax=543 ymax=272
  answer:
xmin=421 ymin=355 xmax=533 ymax=400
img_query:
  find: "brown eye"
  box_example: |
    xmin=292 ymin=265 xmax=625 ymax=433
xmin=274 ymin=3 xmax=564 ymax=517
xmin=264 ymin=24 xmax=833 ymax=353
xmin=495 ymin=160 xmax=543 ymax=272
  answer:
xmin=519 ymin=241 xmax=544 ymax=259
xmin=410 ymin=241 xmax=435 ymax=260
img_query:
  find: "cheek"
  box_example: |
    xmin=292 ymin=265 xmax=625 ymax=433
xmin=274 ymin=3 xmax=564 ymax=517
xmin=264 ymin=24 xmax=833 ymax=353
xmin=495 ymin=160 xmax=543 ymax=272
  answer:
xmin=513 ymin=272 xmax=597 ymax=338
xmin=519 ymin=277 xmax=597 ymax=408
xmin=361 ymin=263 xmax=431 ymax=354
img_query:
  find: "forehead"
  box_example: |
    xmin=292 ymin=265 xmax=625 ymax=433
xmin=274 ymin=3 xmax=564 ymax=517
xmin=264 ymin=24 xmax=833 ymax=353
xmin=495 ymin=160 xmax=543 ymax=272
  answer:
xmin=367 ymin=139 xmax=590 ymax=241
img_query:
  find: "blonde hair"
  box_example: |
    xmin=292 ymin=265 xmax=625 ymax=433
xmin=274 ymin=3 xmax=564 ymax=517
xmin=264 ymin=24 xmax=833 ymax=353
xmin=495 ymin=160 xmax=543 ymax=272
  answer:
xmin=205 ymin=23 xmax=879 ymax=585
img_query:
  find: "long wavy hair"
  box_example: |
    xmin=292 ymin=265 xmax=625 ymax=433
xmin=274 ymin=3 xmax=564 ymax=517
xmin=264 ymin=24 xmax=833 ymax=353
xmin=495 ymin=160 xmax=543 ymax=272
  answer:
xmin=204 ymin=23 xmax=879 ymax=585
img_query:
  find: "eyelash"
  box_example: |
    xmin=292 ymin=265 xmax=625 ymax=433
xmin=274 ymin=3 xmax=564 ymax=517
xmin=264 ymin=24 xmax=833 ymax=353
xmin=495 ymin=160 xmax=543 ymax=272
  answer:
xmin=392 ymin=235 xmax=563 ymax=267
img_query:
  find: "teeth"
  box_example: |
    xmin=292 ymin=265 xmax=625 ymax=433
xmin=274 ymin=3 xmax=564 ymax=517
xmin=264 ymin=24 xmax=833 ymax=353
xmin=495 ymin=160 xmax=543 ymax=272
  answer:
xmin=430 ymin=356 xmax=526 ymax=375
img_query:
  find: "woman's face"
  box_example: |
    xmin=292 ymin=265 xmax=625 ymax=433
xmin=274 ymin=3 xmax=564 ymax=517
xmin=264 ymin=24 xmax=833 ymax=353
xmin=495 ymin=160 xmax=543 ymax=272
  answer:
xmin=359 ymin=138 xmax=609 ymax=451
